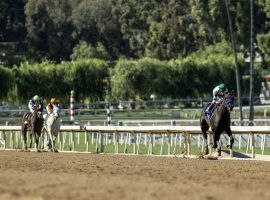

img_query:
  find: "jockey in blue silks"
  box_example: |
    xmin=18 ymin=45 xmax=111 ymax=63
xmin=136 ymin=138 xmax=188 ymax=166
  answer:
xmin=205 ymin=83 xmax=229 ymax=119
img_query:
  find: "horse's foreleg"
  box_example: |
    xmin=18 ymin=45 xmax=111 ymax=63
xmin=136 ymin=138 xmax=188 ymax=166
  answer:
xmin=49 ymin=131 xmax=55 ymax=152
xmin=202 ymin=132 xmax=209 ymax=155
xmin=21 ymin=126 xmax=27 ymax=150
xmin=226 ymin=128 xmax=234 ymax=157
xmin=213 ymin=131 xmax=221 ymax=156
xmin=29 ymin=134 xmax=33 ymax=148
xmin=33 ymin=132 xmax=40 ymax=152
xmin=29 ymin=125 xmax=35 ymax=149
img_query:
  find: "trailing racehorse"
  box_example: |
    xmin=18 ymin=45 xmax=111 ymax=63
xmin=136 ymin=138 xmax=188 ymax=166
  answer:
xmin=200 ymin=92 xmax=234 ymax=157
xmin=21 ymin=104 xmax=44 ymax=152
xmin=42 ymin=105 xmax=60 ymax=152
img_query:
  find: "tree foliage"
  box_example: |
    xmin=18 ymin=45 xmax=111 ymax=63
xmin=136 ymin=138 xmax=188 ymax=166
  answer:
xmin=0 ymin=0 xmax=269 ymax=104
xmin=0 ymin=0 xmax=267 ymax=63
xmin=0 ymin=65 xmax=13 ymax=100
xmin=71 ymin=41 xmax=109 ymax=60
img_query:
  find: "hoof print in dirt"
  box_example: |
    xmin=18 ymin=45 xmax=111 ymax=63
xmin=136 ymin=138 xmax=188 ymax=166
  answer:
xmin=196 ymin=153 xmax=205 ymax=159
xmin=204 ymin=155 xmax=218 ymax=160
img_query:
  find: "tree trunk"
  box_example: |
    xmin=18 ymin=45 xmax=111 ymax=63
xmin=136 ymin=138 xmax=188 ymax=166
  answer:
xmin=224 ymin=0 xmax=243 ymax=125
xmin=249 ymin=0 xmax=254 ymax=126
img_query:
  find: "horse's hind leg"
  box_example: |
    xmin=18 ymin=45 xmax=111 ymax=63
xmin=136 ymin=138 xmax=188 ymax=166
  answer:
xmin=201 ymin=120 xmax=209 ymax=155
xmin=49 ymin=131 xmax=55 ymax=153
xmin=21 ymin=125 xmax=27 ymax=150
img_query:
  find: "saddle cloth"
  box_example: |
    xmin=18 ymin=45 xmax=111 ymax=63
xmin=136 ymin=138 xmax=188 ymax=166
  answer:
xmin=22 ymin=112 xmax=32 ymax=124
xmin=204 ymin=104 xmax=218 ymax=120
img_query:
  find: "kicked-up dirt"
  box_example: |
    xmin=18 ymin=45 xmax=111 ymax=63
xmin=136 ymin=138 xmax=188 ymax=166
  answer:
xmin=0 ymin=151 xmax=270 ymax=200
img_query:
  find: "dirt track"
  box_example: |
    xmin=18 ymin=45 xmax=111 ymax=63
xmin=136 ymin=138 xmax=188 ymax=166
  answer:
xmin=0 ymin=151 xmax=270 ymax=200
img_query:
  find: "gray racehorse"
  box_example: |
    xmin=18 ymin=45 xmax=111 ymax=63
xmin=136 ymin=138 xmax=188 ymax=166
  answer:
xmin=42 ymin=105 xmax=60 ymax=152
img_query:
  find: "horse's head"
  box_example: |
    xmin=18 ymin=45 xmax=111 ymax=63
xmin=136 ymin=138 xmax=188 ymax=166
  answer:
xmin=224 ymin=90 xmax=234 ymax=111
xmin=33 ymin=103 xmax=43 ymax=118
xmin=52 ymin=105 xmax=60 ymax=118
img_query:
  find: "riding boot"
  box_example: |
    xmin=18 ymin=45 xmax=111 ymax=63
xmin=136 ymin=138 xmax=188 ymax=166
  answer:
xmin=205 ymin=105 xmax=213 ymax=119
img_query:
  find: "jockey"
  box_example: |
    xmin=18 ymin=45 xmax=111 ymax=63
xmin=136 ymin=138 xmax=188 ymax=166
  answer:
xmin=28 ymin=95 xmax=43 ymax=113
xmin=46 ymin=98 xmax=58 ymax=114
xmin=212 ymin=83 xmax=228 ymax=103
xmin=205 ymin=83 xmax=228 ymax=119
xmin=44 ymin=98 xmax=58 ymax=120
xmin=43 ymin=98 xmax=59 ymax=121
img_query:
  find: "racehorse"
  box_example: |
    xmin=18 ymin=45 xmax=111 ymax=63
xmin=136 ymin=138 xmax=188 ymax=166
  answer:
xmin=42 ymin=105 xmax=60 ymax=152
xmin=21 ymin=104 xmax=44 ymax=152
xmin=200 ymin=91 xmax=234 ymax=157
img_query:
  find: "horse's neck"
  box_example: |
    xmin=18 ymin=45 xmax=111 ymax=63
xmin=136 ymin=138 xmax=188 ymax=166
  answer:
xmin=217 ymin=105 xmax=230 ymax=116
xmin=32 ymin=109 xmax=38 ymax=118
xmin=53 ymin=106 xmax=59 ymax=116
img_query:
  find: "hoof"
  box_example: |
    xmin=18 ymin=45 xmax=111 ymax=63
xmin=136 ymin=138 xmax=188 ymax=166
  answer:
xmin=212 ymin=151 xmax=220 ymax=157
xmin=197 ymin=153 xmax=205 ymax=159
xmin=229 ymin=149 xmax=233 ymax=158
xmin=204 ymin=147 xmax=209 ymax=155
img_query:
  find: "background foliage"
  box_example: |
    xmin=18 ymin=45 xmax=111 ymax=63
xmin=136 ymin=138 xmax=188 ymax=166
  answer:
xmin=0 ymin=0 xmax=269 ymax=104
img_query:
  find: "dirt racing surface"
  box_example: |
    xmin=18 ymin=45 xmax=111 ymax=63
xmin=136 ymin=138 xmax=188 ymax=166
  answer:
xmin=0 ymin=151 xmax=270 ymax=200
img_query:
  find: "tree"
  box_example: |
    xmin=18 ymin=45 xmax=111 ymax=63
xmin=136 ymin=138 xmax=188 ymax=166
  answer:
xmin=0 ymin=65 xmax=13 ymax=100
xmin=146 ymin=0 xmax=194 ymax=59
xmin=225 ymin=0 xmax=243 ymax=124
xmin=25 ymin=0 xmax=75 ymax=61
xmin=71 ymin=41 xmax=109 ymax=60
xmin=111 ymin=0 xmax=154 ymax=58
xmin=249 ymin=0 xmax=255 ymax=125
xmin=72 ymin=0 xmax=126 ymax=59
xmin=0 ymin=0 xmax=26 ymax=41
xmin=0 ymin=0 xmax=26 ymax=66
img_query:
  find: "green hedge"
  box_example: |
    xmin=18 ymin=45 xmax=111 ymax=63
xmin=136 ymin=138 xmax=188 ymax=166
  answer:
xmin=110 ymin=42 xmax=263 ymax=101
xmin=13 ymin=59 xmax=108 ymax=103
xmin=0 ymin=42 xmax=265 ymax=104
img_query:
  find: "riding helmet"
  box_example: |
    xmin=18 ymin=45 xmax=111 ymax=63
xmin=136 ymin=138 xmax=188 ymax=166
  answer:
xmin=50 ymin=98 xmax=57 ymax=104
xmin=218 ymin=83 xmax=226 ymax=91
xmin=33 ymin=95 xmax=40 ymax=102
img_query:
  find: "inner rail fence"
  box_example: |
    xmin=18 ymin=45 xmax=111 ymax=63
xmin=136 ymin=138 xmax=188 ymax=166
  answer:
xmin=1 ymin=125 xmax=270 ymax=159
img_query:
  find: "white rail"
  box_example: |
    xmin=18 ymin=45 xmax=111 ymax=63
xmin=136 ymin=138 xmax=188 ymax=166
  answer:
xmin=1 ymin=125 xmax=270 ymax=158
